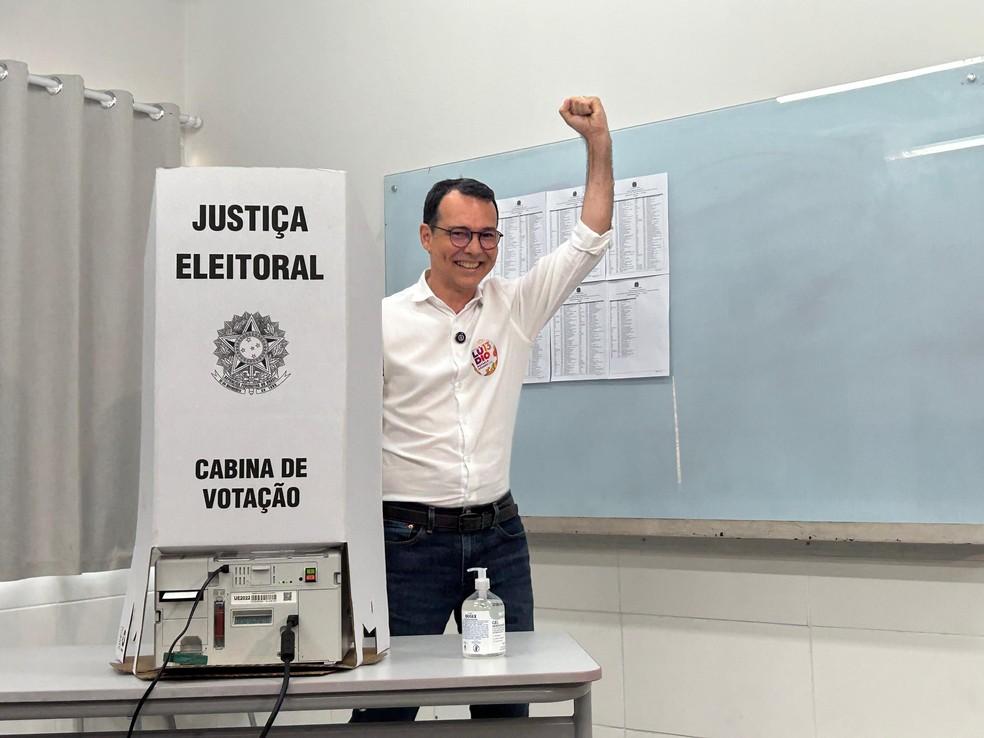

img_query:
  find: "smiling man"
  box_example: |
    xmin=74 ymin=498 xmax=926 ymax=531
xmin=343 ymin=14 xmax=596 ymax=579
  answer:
xmin=420 ymin=185 xmax=501 ymax=312
xmin=354 ymin=96 xmax=613 ymax=723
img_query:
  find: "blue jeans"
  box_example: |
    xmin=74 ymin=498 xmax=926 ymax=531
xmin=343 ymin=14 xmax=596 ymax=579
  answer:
xmin=350 ymin=512 xmax=534 ymax=722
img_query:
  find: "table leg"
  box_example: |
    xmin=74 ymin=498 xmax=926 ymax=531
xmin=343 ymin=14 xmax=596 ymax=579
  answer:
xmin=573 ymin=690 xmax=592 ymax=738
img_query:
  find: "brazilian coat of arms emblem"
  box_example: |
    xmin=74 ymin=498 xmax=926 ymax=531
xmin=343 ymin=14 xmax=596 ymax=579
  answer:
xmin=212 ymin=311 xmax=290 ymax=394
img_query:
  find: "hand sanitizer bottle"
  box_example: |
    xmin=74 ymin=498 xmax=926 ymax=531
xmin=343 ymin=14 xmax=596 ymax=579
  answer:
xmin=462 ymin=567 xmax=506 ymax=657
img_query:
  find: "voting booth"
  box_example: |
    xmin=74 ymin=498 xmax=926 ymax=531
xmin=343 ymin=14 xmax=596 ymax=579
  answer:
xmin=114 ymin=168 xmax=387 ymax=674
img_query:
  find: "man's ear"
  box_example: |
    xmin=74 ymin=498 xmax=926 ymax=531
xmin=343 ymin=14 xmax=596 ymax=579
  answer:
xmin=419 ymin=223 xmax=432 ymax=253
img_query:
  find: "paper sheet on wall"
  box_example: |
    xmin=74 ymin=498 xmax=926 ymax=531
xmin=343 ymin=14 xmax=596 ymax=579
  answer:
xmin=547 ymin=186 xmax=606 ymax=282
xmin=494 ymin=192 xmax=547 ymax=280
xmin=608 ymin=275 xmax=670 ymax=378
xmin=607 ymin=173 xmax=669 ymax=279
xmin=550 ymin=282 xmax=609 ymax=381
xmin=524 ymin=326 xmax=551 ymax=384
xmin=495 ymin=172 xmax=670 ymax=383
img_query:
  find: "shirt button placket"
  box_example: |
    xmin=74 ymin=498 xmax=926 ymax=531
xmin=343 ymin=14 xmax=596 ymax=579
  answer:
xmin=450 ymin=323 xmax=469 ymax=497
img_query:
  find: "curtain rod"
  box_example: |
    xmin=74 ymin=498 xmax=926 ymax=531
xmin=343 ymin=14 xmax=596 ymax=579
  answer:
xmin=0 ymin=63 xmax=202 ymax=129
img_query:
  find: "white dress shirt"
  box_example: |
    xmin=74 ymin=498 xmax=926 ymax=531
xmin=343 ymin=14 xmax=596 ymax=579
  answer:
xmin=382 ymin=220 xmax=611 ymax=507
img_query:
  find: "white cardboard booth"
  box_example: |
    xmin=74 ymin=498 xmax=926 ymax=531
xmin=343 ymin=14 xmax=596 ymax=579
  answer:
xmin=114 ymin=167 xmax=387 ymax=674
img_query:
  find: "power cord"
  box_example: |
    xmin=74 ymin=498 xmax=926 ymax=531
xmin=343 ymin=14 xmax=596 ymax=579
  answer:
xmin=126 ymin=564 xmax=228 ymax=737
xmin=259 ymin=614 xmax=299 ymax=738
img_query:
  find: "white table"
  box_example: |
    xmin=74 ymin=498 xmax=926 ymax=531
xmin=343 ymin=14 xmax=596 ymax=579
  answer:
xmin=0 ymin=631 xmax=600 ymax=737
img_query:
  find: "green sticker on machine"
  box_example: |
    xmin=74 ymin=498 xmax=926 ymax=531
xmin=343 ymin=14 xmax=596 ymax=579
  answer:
xmin=170 ymin=652 xmax=208 ymax=666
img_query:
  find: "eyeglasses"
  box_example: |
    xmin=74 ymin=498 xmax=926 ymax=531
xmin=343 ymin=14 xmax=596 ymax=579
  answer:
xmin=431 ymin=225 xmax=502 ymax=251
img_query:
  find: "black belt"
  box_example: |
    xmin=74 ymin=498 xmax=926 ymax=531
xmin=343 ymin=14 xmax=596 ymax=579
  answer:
xmin=383 ymin=492 xmax=519 ymax=533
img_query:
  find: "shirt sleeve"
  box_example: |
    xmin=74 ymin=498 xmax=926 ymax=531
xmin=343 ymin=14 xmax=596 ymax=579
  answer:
xmin=509 ymin=219 xmax=612 ymax=341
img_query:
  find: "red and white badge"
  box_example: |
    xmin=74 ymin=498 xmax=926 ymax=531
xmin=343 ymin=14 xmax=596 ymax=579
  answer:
xmin=470 ymin=339 xmax=498 ymax=376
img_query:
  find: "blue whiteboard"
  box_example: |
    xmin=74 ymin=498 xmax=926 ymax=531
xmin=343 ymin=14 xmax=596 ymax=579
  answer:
xmin=383 ymin=62 xmax=984 ymax=525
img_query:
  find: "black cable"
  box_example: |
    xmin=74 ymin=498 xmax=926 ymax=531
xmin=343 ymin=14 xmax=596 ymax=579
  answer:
xmin=258 ymin=661 xmax=291 ymax=738
xmin=126 ymin=564 xmax=227 ymax=737
xmin=259 ymin=615 xmax=299 ymax=738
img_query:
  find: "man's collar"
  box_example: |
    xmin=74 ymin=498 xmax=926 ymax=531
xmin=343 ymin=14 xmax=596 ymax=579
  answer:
xmin=409 ymin=270 xmax=487 ymax=307
xmin=408 ymin=270 xmax=434 ymax=303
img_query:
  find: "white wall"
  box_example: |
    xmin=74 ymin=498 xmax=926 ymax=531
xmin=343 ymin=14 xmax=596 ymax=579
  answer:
xmin=0 ymin=0 xmax=186 ymax=104
xmin=182 ymin=0 xmax=984 ymax=253
xmin=4 ymin=1 xmax=984 ymax=735
xmin=524 ymin=536 xmax=984 ymax=738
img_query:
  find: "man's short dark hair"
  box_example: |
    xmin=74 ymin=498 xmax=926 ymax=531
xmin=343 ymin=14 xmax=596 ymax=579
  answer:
xmin=422 ymin=178 xmax=498 ymax=227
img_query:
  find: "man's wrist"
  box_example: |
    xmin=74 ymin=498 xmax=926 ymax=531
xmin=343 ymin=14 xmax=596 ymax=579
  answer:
xmin=584 ymin=130 xmax=612 ymax=147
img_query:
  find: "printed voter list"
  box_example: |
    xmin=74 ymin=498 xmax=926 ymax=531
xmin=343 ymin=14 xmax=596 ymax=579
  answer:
xmin=492 ymin=173 xmax=670 ymax=383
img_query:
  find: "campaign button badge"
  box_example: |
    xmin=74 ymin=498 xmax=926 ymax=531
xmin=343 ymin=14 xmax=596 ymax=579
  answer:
xmin=471 ymin=339 xmax=498 ymax=376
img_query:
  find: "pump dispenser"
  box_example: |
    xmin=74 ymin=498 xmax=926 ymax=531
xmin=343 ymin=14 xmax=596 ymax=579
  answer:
xmin=461 ymin=567 xmax=506 ymax=657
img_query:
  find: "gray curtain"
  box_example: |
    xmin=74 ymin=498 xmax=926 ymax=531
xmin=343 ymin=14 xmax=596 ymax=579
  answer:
xmin=0 ymin=60 xmax=181 ymax=581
